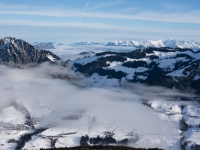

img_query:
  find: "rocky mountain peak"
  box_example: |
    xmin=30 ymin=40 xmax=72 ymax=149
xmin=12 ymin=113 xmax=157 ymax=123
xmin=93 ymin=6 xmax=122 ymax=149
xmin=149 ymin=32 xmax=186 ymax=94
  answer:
xmin=3 ymin=37 xmax=15 ymax=43
xmin=0 ymin=37 xmax=16 ymax=47
xmin=0 ymin=37 xmax=60 ymax=65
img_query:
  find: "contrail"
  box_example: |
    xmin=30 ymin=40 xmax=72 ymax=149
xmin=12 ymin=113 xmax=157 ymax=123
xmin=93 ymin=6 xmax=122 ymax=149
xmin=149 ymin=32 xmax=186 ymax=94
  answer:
xmin=80 ymin=0 xmax=91 ymax=18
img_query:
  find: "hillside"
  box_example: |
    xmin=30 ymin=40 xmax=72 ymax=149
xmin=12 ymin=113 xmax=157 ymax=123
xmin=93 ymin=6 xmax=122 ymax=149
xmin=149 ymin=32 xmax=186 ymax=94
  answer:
xmin=69 ymin=47 xmax=200 ymax=94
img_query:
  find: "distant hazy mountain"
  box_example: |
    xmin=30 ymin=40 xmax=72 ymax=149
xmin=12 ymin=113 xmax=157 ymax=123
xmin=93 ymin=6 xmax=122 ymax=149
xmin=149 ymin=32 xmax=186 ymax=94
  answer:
xmin=33 ymin=41 xmax=63 ymax=50
xmin=0 ymin=37 xmax=60 ymax=64
xmin=106 ymin=39 xmax=200 ymax=51
xmin=106 ymin=40 xmax=142 ymax=48
xmin=71 ymin=41 xmax=103 ymax=46
xmin=71 ymin=39 xmax=200 ymax=51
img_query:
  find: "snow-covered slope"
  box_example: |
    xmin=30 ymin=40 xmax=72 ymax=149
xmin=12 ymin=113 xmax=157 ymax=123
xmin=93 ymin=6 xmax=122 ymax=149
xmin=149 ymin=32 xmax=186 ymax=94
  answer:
xmin=106 ymin=39 xmax=200 ymax=51
xmin=69 ymin=47 xmax=200 ymax=94
xmin=0 ymin=37 xmax=60 ymax=64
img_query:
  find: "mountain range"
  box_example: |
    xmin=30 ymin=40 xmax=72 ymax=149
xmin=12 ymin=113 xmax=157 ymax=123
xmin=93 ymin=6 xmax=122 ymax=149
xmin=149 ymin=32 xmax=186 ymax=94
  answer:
xmin=71 ymin=39 xmax=200 ymax=51
xmin=1 ymin=37 xmax=200 ymax=94
xmin=1 ymin=37 xmax=200 ymax=95
xmin=71 ymin=41 xmax=103 ymax=46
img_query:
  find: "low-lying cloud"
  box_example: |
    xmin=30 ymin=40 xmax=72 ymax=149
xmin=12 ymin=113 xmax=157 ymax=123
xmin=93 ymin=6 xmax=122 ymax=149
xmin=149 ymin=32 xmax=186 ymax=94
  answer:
xmin=0 ymin=63 xmax=195 ymax=149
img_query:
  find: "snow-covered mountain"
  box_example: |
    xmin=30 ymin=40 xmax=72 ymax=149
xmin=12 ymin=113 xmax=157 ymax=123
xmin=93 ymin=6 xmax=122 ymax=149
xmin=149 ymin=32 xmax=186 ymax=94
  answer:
xmin=106 ymin=39 xmax=200 ymax=51
xmin=33 ymin=42 xmax=55 ymax=50
xmin=0 ymin=37 xmax=60 ymax=64
xmin=33 ymin=41 xmax=63 ymax=50
xmin=71 ymin=41 xmax=103 ymax=46
xmin=106 ymin=40 xmax=142 ymax=48
xmin=71 ymin=39 xmax=200 ymax=51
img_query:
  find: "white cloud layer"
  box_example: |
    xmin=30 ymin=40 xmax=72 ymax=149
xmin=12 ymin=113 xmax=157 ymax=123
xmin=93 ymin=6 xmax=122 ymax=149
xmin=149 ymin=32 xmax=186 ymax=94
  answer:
xmin=0 ymin=62 xmax=195 ymax=149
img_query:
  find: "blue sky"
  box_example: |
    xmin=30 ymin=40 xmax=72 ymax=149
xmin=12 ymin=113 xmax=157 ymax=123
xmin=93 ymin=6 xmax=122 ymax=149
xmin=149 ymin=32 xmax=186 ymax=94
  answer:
xmin=0 ymin=0 xmax=200 ymax=44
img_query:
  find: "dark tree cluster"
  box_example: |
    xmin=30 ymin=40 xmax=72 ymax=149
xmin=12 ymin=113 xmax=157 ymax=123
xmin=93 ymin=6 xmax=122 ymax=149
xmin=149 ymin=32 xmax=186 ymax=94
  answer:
xmin=74 ymin=62 xmax=126 ymax=79
xmin=98 ymin=55 xmax=127 ymax=62
xmin=144 ymin=47 xmax=196 ymax=53
xmin=80 ymin=135 xmax=90 ymax=146
xmin=89 ymin=135 xmax=117 ymax=145
xmin=146 ymin=55 xmax=159 ymax=60
xmin=79 ymin=51 xmax=95 ymax=55
xmin=122 ymin=61 xmax=148 ymax=68
xmin=191 ymin=144 xmax=200 ymax=150
xmin=119 ymin=50 xmax=146 ymax=59
xmin=95 ymin=50 xmax=146 ymax=59
xmin=144 ymin=47 xmax=174 ymax=53
xmin=80 ymin=134 xmax=117 ymax=146
xmin=15 ymin=128 xmax=47 ymax=150
xmin=95 ymin=68 xmax=127 ymax=79
xmin=40 ymin=145 xmax=162 ymax=150
xmin=8 ymin=139 xmax=18 ymax=143
xmin=145 ymin=66 xmax=167 ymax=86
xmin=143 ymin=48 xmax=154 ymax=54
xmin=118 ymin=138 xmax=129 ymax=145
xmin=95 ymin=51 xmax=117 ymax=56
xmin=74 ymin=61 xmax=109 ymax=75
xmin=191 ymin=79 xmax=200 ymax=94
xmin=174 ymin=54 xmax=193 ymax=59
xmin=174 ymin=47 xmax=196 ymax=53
xmin=174 ymin=60 xmax=191 ymax=71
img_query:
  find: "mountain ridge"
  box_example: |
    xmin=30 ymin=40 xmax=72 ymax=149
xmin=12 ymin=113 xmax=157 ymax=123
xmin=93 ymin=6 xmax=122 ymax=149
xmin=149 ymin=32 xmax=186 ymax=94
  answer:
xmin=71 ymin=39 xmax=200 ymax=51
xmin=106 ymin=39 xmax=200 ymax=51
